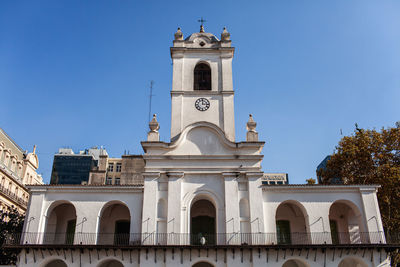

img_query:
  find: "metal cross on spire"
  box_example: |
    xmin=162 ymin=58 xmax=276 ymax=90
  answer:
xmin=198 ymin=17 xmax=206 ymax=32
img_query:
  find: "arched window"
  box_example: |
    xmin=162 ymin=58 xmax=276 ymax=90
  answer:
xmin=338 ymin=257 xmax=368 ymax=267
xmin=98 ymin=201 xmax=131 ymax=245
xmin=275 ymin=201 xmax=310 ymax=245
xmin=44 ymin=259 xmax=68 ymax=267
xmin=282 ymin=259 xmax=309 ymax=267
xmin=98 ymin=259 xmax=124 ymax=267
xmin=192 ymin=262 xmax=214 ymax=267
xmin=329 ymin=200 xmax=365 ymax=244
xmin=190 ymin=199 xmax=216 ymax=245
xmin=44 ymin=201 xmax=77 ymax=245
xmin=194 ymin=63 xmax=211 ymax=90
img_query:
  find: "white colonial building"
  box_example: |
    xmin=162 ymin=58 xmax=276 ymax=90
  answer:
xmin=10 ymin=26 xmax=394 ymax=267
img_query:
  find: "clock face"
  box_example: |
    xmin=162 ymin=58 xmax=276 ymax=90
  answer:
xmin=195 ymin=98 xmax=210 ymax=111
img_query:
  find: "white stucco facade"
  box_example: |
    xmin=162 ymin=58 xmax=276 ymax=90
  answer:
xmin=14 ymin=27 xmax=392 ymax=267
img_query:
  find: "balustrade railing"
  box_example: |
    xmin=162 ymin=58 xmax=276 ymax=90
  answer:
xmin=0 ymin=184 xmax=28 ymax=207
xmin=4 ymin=232 xmax=396 ymax=246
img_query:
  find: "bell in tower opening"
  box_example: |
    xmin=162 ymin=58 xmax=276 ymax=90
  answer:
xmin=194 ymin=63 xmax=211 ymax=90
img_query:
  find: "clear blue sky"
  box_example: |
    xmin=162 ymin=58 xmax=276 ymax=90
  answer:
xmin=1 ymin=1 xmax=399 ymax=184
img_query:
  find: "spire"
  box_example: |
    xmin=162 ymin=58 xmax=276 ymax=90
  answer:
xmin=147 ymin=114 xmax=160 ymax=141
xmin=33 ymin=145 xmax=37 ymax=154
xmin=246 ymin=114 xmax=259 ymax=141
xmin=174 ymin=27 xmax=183 ymax=40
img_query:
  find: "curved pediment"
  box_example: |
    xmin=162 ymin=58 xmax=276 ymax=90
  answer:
xmin=168 ymin=122 xmax=236 ymax=155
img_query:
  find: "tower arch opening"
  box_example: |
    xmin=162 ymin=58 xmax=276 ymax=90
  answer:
xmin=190 ymin=199 xmax=216 ymax=245
xmin=194 ymin=63 xmax=211 ymax=90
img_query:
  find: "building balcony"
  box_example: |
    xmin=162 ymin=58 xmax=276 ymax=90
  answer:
xmin=0 ymin=184 xmax=28 ymax=208
xmin=0 ymin=162 xmax=22 ymax=183
xmin=5 ymin=232 xmax=398 ymax=248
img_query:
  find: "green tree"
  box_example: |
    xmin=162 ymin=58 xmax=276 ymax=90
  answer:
xmin=0 ymin=206 xmax=24 ymax=265
xmin=306 ymin=178 xmax=316 ymax=184
xmin=317 ymin=123 xmax=400 ymax=264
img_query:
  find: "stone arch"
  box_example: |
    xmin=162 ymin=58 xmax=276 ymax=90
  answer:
xmin=97 ymin=258 xmax=124 ymax=267
xmin=282 ymin=258 xmax=310 ymax=267
xmin=44 ymin=200 xmax=77 ymax=245
xmin=190 ymin=198 xmax=216 ymax=245
xmin=183 ymin=188 xmax=224 ymax=237
xmin=192 ymin=261 xmax=215 ymax=267
xmin=329 ymin=199 xmax=366 ymax=244
xmin=338 ymin=257 xmax=368 ymax=267
xmin=41 ymin=258 xmax=68 ymax=267
xmin=194 ymin=62 xmax=211 ymax=90
xmin=97 ymin=200 xmax=131 ymax=245
xmin=275 ymin=200 xmax=310 ymax=244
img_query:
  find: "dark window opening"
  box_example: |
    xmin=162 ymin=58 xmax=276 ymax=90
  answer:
xmin=276 ymin=220 xmax=291 ymax=244
xmin=114 ymin=220 xmax=130 ymax=245
xmin=194 ymin=63 xmax=211 ymax=90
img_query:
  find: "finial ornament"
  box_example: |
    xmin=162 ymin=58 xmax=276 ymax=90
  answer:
xmin=148 ymin=114 xmax=160 ymax=141
xmin=174 ymin=27 xmax=183 ymax=40
xmin=246 ymin=114 xmax=257 ymax=132
xmin=198 ymin=17 xmax=206 ymax=32
xmin=246 ymin=114 xmax=259 ymax=141
xmin=149 ymin=114 xmax=160 ymax=132
xmin=221 ymin=27 xmax=230 ymax=41
xmin=33 ymin=145 xmax=37 ymax=154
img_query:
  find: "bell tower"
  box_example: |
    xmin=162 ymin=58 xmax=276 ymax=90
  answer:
xmin=170 ymin=26 xmax=235 ymax=142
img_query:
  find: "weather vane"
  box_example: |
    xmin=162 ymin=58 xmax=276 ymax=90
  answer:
xmin=198 ymin=17 xmax=206 ymax=32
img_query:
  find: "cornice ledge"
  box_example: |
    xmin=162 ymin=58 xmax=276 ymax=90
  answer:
xmin=166 ymin=172 xmax=184 ymax=178
xmin=143 ymin=155 xmax=264 ymax=160
xmin=246 ymin=172 xmax=264 ymax=178
xmin=222 ymin=172 xmax=239 ymax=178
xmin=142 ymin=172 xmax=161 ymax=179
xmin=28 ymin=186 xmax=143 ymax=193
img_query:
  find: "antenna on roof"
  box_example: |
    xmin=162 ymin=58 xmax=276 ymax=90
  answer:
xmin=148 ymin=81 xmax=155 ymax=123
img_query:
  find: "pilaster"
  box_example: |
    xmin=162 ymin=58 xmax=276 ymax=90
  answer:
xmin=222 ymin=172 xmax=240 ymax=238
xmin=246 ymin=172 xmax=265 ymax=242
xmin=166 ymin=172 xmax=184 ymax=237
xmin=141 ymin=172 xmax=160 ymax=241
xmin=359 ymin=187 xmax=385 ymax=243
